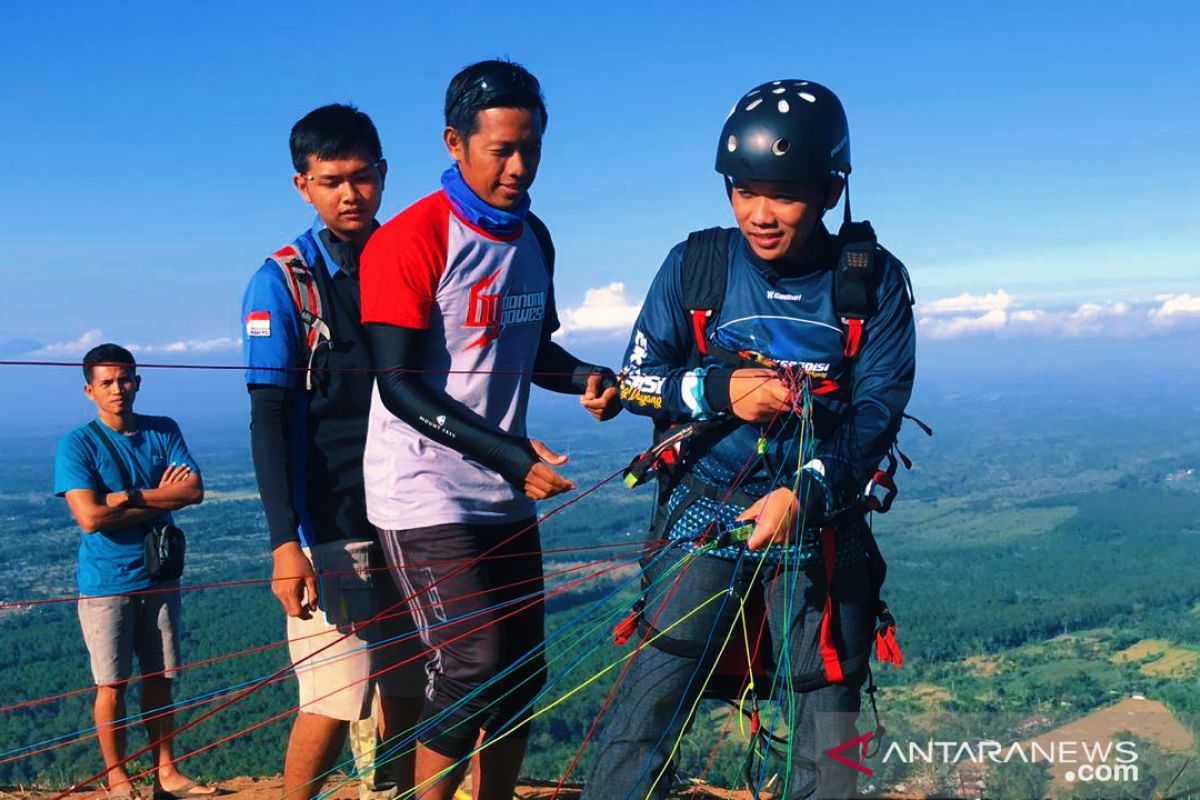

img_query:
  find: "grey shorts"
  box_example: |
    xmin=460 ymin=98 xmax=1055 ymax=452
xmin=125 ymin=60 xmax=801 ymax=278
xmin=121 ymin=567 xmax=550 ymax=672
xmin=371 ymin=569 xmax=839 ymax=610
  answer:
xmin=78 ymin=583 xmax=182 ymax=687
xmin=287 ymin=538 xmax=425 ymax=721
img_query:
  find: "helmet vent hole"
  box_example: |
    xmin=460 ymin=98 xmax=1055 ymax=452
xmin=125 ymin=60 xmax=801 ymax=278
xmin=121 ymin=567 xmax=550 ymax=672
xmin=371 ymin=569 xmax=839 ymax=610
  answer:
xmin=778 ymin=99 xmax=790 ymax=113
xmin=772 ymin=87 xmax=786 ymax=94
xmin=772 ymin=138 xmax=790 ymax=156
xmin=745 ymin=98 xmax=763 ymax=111
xmin=798 ymin=92 xmax=816 ymax=103
xmin=727 ymin=135 xmax=738 ymax=152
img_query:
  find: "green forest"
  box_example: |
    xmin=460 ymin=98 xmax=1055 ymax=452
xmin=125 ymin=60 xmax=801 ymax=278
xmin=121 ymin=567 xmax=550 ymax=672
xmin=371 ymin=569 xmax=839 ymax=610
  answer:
xmin=2 ymin=383 xmax=1198 ymax=798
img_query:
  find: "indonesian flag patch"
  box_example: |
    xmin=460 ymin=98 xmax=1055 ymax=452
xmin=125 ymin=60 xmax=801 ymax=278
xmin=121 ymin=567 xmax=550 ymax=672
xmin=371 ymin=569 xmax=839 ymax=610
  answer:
xmin=245 ymin=311 xmax=271 ymax=338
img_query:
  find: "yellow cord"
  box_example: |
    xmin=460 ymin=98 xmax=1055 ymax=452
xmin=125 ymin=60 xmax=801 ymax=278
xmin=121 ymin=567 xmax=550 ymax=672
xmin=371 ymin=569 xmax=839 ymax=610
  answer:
xmin=644 ymin=551 xmax=774 ymax=799
xmin=396 ymin=587 xmax=733 ymax=800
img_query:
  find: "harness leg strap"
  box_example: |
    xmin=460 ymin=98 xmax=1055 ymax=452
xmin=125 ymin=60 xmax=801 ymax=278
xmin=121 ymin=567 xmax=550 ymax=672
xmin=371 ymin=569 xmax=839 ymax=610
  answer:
xmin=818 ymin=527 xmax=845 ymax=683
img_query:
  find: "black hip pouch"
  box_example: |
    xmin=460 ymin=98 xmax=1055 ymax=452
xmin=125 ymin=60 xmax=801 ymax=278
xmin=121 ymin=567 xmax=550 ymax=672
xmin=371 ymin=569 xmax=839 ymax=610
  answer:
xmin=145 ymin=523 xmax=186 ymax=582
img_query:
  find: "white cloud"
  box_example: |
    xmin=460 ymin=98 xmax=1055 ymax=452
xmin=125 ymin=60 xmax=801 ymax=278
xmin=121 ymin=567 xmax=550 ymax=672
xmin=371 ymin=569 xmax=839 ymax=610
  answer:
xmin=1058 ymin=301 xmax=1133 ymax=337
xmin=921 ymin=290 xmax=1012 ymax=315
xmin=1148 ymin=293 xmax=1200 ymax=329
xmin=918 ymin=309 xmax=1010 ymax=340
xmin=33 ymin=329 xmax=104 ymax=357
xmin=126 ymin=337 xmax=241 ymax=355
xmin=916 ymin=290 xmax=1200 ymax=340
xmin=554 ymin=282 xmax=642 ymax=339
xmin=22 ymin=331 xmax=241 ymax=359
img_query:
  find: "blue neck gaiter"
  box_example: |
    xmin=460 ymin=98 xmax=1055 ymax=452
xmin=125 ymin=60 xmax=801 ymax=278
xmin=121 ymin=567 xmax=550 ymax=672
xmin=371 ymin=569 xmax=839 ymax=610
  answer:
xmin=441 ymin=164 xmax=530 ymax=238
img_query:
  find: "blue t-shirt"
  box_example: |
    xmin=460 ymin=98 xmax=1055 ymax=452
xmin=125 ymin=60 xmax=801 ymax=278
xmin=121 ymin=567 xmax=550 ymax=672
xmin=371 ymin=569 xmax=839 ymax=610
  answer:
xmin=54 ymin=415 xmax=200 ymax=596
xmin=241 ymin=220 xmax=378 ymax=549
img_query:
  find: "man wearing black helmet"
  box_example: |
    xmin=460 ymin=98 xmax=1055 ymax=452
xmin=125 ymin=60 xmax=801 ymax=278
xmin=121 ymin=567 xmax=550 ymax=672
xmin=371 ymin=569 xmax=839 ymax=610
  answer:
xmin=582 ymin=81 xmax=916 ymax=799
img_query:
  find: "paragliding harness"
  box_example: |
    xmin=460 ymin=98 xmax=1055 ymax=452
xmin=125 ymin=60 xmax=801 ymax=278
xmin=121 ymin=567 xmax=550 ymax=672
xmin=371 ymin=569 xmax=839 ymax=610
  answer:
xmin=266 ymin=243 xmax=332 ymax=392
xmin=614 ymin=221 xmax=925 ymax=791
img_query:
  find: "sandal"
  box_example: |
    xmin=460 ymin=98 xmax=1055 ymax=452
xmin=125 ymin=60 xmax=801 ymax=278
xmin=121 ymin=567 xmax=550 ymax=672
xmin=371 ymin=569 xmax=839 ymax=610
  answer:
xmin=153 ymin=779 xmax=218 ymax=799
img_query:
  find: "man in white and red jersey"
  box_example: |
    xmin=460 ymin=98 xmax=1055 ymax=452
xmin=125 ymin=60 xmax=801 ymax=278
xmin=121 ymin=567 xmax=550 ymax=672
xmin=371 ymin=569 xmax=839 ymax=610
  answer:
xmin=359 ymin=60 xmax=621 ymax=800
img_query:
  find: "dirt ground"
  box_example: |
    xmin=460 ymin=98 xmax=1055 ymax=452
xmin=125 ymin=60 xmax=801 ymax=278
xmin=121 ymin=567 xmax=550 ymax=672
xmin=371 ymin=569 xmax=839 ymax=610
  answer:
xmin=0 ymin=776 xmax=770 ymax=800
xmin=1027 ymin=696 xmax=1195 ymax=792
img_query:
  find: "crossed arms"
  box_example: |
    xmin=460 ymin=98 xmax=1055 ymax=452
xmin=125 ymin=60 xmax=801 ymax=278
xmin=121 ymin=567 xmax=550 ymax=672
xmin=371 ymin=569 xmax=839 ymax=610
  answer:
xmin=64 ymin=463 xmax=203 ymax=534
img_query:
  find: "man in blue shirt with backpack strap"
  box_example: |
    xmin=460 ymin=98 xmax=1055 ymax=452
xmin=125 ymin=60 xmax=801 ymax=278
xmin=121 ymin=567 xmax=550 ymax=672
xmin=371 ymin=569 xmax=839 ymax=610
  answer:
xmin=241 ymin=104 xmax=424 ymax=799
xmin=582 ymin=80 xmax=917 ymax=799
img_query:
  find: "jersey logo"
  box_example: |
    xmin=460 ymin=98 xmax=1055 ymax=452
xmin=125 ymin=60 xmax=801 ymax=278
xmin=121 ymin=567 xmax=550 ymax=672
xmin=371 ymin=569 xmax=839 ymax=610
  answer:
xmin=245 ymin=311 xmax=271 ymax=338
xmin=464 ymin=272 xmax=503 ymax=350
xmin=463 ymin=270 xmax=547 ymax=351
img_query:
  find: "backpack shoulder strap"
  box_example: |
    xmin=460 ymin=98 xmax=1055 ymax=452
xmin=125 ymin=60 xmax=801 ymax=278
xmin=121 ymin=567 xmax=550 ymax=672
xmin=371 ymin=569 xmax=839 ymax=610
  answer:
xmin=833 ymin=220 xmax=879 ymax=359
xmin=88 ymin=420 xmax=133 ymax=491
xmin=267 ymin=243 xmax=328 ymax=353
xmin=679 ymin=227 xmax=733 ymax=361
xmin=526 ymin=212 xmax=555 ymax=277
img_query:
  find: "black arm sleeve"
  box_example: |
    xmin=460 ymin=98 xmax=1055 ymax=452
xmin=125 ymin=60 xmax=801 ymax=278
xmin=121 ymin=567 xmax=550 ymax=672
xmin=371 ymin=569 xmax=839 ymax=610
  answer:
xmin=368 ymin=323 xmax=540 ymax=488
xmin=530 ymin=336 xmax=618 ymax=395
xmin=248 ymin=385 xmax=300 ymax=551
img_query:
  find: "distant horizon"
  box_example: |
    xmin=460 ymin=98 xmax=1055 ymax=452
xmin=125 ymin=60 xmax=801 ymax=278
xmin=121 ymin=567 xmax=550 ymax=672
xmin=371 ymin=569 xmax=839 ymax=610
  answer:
xmin=2 ymin=331 xmax=1197 ymax=441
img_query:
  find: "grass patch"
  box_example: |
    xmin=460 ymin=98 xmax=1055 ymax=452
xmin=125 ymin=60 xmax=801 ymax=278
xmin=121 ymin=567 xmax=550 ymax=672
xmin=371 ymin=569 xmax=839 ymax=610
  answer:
xmin=1112 ymin=639 xmax=1200 ymax=677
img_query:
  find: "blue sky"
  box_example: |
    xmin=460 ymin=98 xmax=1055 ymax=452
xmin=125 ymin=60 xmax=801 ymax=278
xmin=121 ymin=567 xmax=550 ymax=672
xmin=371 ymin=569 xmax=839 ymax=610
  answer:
xmin=1 ymin=0 xmax=1198 ymax=358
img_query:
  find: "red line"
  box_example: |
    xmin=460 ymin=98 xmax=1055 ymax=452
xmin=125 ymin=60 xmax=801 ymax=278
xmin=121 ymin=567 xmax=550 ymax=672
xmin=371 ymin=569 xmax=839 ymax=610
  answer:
xmin=57 ymin=555 xmax=628 ymax=799
xmin=19 ymin=555 xmax=637 ymax=769
xmin=695 ymin=559 xmax=777 ymax=787
xmin=700 ymin=707 xmax=739 ymax=779
xmin=0 ymin=541 xmax=640 ymax=610
xmin=0 ymin=547 xmax=648 ymax=715
xmin=551 ymin=406 xmax=783 ymax=795
xmin=16 ymin=369 xmax=787 ymax=790
xmin=50 ymin=465 xmax=627 ymax=799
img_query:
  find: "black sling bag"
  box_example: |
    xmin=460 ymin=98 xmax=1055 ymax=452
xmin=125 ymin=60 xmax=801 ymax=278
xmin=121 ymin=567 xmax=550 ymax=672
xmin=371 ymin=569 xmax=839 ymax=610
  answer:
xmin=88 ymin=420 xmax=186 ymax=583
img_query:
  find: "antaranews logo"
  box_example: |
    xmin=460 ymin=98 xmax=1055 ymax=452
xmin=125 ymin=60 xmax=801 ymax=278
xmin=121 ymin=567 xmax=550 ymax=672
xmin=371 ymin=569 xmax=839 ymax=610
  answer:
xmin=826 ymin=729 xmax=1140 ymax=785
xmin=827 ymin=730 xmax=876 ymax=776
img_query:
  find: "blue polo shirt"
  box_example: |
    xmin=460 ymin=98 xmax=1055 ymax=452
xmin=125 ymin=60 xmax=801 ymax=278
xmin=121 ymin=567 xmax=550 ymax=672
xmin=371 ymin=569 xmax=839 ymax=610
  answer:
xmin=241 ymin=219 xmax=376 ymax=549
xmin=54 ymin=415 xmax=200 ymax=596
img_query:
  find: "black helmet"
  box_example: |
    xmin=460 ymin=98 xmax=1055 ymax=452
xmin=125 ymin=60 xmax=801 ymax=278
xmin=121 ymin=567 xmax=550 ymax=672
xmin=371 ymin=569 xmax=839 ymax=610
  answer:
xmin=715 ymin=80 xmax=850 ymax=182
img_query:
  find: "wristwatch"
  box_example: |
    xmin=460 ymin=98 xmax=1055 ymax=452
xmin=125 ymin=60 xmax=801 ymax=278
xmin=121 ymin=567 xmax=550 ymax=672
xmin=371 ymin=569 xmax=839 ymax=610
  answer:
xmin=126 ymin=488 xmax=144 ymax=508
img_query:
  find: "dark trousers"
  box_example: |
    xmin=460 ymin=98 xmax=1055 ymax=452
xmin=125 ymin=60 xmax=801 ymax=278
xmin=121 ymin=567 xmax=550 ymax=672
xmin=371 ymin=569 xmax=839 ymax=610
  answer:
xmin=376 ymin=519 xmax=546 ymax=760
xmin=582 ymin=541 xmax=874 ymax=800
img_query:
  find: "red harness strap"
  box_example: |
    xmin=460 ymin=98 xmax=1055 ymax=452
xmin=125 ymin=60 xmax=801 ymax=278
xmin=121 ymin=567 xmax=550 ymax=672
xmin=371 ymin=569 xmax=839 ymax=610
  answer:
xmin=843 ymin=318 xmax=864 ymax=358
xmin=301 ymin=274 xmax=320 ymax=350
xmin=273 ymin=245 xmax=305 ymax=315
xmin=818 ymin=527 xmax=845 ymax=683
xmin=270 ymin=244 xmax=323 ymax=352
xmin=690 ymin=310 xmax=710 ymax=356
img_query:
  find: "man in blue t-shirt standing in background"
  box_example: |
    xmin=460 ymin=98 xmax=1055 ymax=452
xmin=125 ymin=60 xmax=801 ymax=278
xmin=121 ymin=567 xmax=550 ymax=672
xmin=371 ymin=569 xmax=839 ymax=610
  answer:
xmin=54 ymin=343 xmax=212 ymax=800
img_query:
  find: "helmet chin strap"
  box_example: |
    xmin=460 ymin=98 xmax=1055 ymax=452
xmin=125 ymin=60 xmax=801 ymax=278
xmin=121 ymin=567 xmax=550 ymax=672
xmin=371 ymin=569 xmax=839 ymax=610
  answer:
xmin=842 ymin=172 xmax=853 ymax=229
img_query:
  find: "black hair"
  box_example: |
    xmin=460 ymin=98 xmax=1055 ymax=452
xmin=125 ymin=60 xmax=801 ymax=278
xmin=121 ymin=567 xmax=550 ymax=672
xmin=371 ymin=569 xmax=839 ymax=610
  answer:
xmin=289 ymin=104 xmax=383 ymax=173
xmin=82 ymin=343 xmax=136 ymax=382
xmin=444 ymin=59 xmax=548 ymax=140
